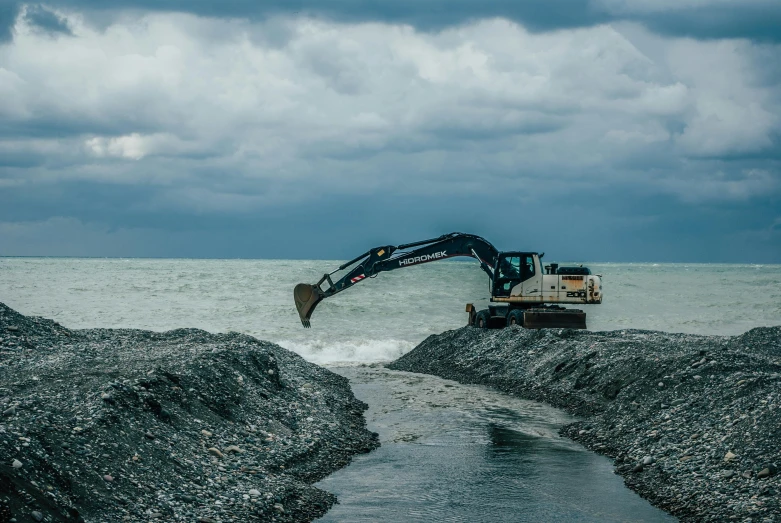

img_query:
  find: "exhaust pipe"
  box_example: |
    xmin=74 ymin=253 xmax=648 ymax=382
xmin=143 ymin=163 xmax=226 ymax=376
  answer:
xmin=294 ymin=283 xmax=325 ymax=328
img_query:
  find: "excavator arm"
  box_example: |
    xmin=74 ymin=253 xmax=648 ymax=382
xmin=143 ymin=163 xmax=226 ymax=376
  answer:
xmin=294 ymin=232 xmax=499 ymax=327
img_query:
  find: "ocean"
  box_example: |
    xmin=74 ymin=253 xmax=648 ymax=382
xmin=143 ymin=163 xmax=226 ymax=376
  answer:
xmin=3 ymin=257 xmax=776 ymax=522
xmin=1 ymin=258 xmax=779 ymax=364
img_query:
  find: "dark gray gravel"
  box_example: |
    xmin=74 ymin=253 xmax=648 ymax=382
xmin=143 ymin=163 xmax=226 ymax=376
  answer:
xmin=0 ymin=303 xmax=378 ymax=522
xmin=388 ymin=325 xmax=781 ymax=523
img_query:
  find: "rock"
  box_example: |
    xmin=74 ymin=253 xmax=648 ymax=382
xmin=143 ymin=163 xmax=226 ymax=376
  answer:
xmin=103 ymin=474 xmax=113 ymax=482
xmin=742 ymin=470 xmax=752 ymax=479
xmin=207 ymin=447 xmax=224 ymax=458
xmin=201 ymin=430 xmax=212 ymax=437
xmin=11 ymin=459 xmax=22 ymax=469
xmin=274 ymin=503 xmax=285 ymax=513
xmin=248 ymin=489 xmax=261 ymax=497
xmin=632 ymin=463 xmax=644 ymax=473
xmin=757 ymin=466 xmax=776 ymax=479
xmin=144 ymin=432 xmax=155 ymax=440
xmin=723 ymin=470 xmax=735 ymax=479
xmin=30 ymin=511 xmax=43 ymax=522
xmin=224 ymin=445 xmax=242 ymax=454
xmin=3 ymin=406 xmax=16 ymax=417
xmin=198 ymin=518 xmax=217 ymax=523
xmin=724 ymin=451 xmax=737 ymax=461
xmin=642 ymin=456 xmax=655 ymax=465
xmin=6 ymin=326 xmax=18 ymax=332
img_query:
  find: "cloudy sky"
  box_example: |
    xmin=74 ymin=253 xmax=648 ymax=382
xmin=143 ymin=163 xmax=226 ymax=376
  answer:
xmin=0 ymin=1 xmax=779 ymax=262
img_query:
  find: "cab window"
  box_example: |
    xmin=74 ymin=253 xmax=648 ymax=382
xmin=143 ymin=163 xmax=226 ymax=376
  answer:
xmin=522 ymin=255 xmax=535 ymax=279
xmin=499 ymin=256 xmax=521 ymax=280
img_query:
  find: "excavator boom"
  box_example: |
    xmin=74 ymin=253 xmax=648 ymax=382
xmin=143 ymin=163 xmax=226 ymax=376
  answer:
xmin=294 ymin=233 xmax=499 ymax=327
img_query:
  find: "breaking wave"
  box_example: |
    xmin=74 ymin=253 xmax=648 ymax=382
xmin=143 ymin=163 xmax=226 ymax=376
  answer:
xmin=277 ymin=338 xmax=415 ymax=365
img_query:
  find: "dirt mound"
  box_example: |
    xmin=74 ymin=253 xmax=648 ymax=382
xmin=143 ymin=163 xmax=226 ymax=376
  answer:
xmin=389 ymin=325 xmax=781 ymax=522
xmin=0 ymin=303 xmax=378 ymax=522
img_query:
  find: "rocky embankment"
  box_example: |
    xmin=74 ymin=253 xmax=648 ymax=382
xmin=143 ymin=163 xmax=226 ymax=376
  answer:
xmin=389 ymin=326 xmax=781 ymax=522
xmin=0 ymin=303 xmax=378 ymax=522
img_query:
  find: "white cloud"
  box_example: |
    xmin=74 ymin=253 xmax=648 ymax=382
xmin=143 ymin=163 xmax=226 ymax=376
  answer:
xmin=0 ymin=9 xmax=778 ymax=206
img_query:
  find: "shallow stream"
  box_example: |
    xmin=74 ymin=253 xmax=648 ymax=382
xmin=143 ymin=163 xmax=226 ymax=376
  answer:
xmin=316 ymin=366 xmax=676 ymax=522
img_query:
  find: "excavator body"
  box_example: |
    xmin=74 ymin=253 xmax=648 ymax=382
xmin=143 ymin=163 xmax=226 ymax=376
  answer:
xmin=294 ymin=233 xmax=602 ymax=330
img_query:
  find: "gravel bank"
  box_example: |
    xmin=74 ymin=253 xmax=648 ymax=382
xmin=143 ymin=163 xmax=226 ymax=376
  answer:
xmin=0 ymin=303 xmax=378 ymax=522
xmin=388 ymin=325 xmax=781 ymax=522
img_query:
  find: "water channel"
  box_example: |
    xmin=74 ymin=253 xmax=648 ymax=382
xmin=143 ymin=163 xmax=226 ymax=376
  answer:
xmin=316 ymin=365 xmax=676 ymax=522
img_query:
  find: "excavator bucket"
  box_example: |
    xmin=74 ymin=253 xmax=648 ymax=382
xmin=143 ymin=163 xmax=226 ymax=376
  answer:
xmin=294 ymin=283 xmax=325 ymax=328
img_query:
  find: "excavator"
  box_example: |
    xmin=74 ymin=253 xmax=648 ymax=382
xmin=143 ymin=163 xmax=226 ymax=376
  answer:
xmin=294 ymin=232 xmax=602 ymax=330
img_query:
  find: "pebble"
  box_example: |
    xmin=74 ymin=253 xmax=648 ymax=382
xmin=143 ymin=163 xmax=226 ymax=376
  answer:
xmin=224 ymin=445 xmax=242 ymax=454
xmin=248 ymin=489 xmax=261 ymax=497
xmin=103 ymin=474 xmax=114 ymax=482
xmin=724 ymin=451 xmax=737 ymax=461
xmin=12 ymin=459 xmax=22 ymax=469
xmin=642 ymin=456 xmax=655 ymax=466
xmin=201 ymin=430 xmax=213 ymax=437
xmin=207 ymin=447 xmax=224 ymax=458
xmin=30 ymin=511 xmax=43 ymax=522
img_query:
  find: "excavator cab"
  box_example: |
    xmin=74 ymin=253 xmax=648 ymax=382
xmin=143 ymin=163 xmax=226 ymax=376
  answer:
xmin=493 ymin=252 xmax=536 ymax=297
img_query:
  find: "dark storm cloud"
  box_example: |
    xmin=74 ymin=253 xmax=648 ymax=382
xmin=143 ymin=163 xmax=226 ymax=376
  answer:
xmin=2 ymin=1 xmax=779 ymax=43
xmin=24 ymin=4 xmax=73 ymax=35
xmin=639 ymin=4 xmax=781 ymax=43
xmin=0 ymin=3 xmax=19 ymax=42
xmin=0 ymin=116 xmax=157 ymax=140
xmin=1 ymin=180 xmax=778 ymax=262
xmin=9 ymin=0 xmax=609 ymax=31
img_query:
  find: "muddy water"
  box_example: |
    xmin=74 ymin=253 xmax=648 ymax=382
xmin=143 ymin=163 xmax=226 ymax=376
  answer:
xmin=316 ymin=366 xmax=675 ymax=522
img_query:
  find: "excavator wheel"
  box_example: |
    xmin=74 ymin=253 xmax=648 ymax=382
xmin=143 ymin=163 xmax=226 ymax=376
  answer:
xmin=507 ymin=309 xmax=524 ymax=328
xmin=475 ymin=310 xmax=491 ymax=329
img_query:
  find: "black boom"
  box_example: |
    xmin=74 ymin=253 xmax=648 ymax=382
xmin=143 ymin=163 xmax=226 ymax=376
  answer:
xmin=294 ymin=233 xmax=499 ymax=326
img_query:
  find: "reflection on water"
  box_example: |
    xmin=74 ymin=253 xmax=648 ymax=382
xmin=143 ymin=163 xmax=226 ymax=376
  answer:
xmin=316 ymin=366 xmax=675 ymax=523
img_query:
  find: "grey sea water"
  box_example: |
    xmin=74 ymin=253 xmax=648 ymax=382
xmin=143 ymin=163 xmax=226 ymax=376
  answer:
xmin=2 ymin=257 xmax=778 ymax=522
xmin=1 ymin=258 xmax=779 ymax=363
